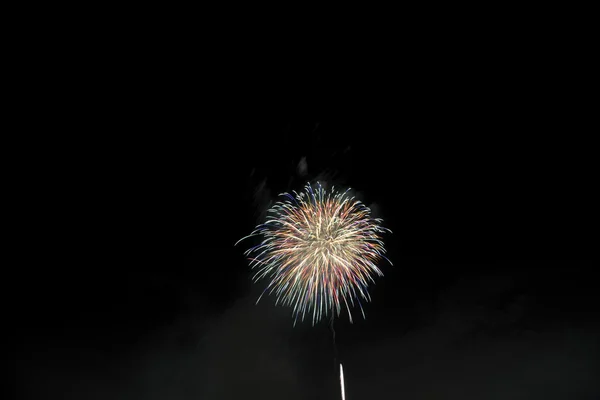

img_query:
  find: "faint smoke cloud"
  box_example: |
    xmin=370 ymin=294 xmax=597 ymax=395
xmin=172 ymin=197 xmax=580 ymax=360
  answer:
xmin=297 ymin=157 xmax=308 ymax=176
xmin=253 ymin=178 xmax=272 ymax=221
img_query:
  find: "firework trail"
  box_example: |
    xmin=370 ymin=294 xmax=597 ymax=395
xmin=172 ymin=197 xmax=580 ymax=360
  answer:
xmin=236 ymin=182 xmax=392 ymax=325
xmin=340 ymin=363 xmax=346 ymax=400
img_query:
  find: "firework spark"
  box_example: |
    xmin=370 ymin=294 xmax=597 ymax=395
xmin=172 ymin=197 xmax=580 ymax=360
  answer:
xmin=236 ymin=182 xmax=392 ymax=325
xmin=340 ymin=363 xmax=346 ymax=400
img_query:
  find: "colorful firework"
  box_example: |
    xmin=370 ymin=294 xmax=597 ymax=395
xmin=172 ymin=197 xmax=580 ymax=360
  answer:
xmin=236 ymin=182 xmax=392 ymax=325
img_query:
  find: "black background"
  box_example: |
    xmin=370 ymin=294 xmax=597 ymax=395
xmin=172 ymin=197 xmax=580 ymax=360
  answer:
xmin=13 ymin=25 xmax=597 ymax=399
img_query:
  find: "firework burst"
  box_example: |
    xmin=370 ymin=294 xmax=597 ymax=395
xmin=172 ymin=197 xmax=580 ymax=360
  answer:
xmin=236 ymin=182 xmax=392 ymax=325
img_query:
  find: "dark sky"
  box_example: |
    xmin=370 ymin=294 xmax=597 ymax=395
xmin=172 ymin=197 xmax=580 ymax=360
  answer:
xmin=14 ymin=42 xmax=596 ymax=399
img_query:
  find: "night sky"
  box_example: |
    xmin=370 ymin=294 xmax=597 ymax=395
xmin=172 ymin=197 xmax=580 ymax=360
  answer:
xmin=14 ymin=64 xmax=597 ymax=399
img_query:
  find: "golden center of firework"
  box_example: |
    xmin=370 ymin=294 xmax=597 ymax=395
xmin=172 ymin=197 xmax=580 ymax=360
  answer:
xmin=305 ymin=224 xmax=347 ymax=252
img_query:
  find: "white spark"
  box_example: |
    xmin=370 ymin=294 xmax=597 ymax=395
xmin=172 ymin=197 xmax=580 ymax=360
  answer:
xmin=340 ymin=363 xmax=345 ymax=400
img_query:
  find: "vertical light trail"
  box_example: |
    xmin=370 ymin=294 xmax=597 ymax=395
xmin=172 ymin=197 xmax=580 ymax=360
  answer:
xmin=340 ymin=363 xmax=346 ymax=400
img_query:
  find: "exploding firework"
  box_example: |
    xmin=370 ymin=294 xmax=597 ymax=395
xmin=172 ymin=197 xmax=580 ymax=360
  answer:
xmin=236 ymin=182 xmax=392 ymax=325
